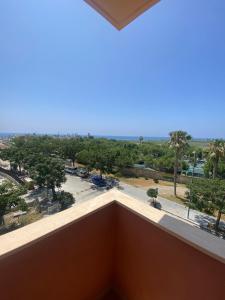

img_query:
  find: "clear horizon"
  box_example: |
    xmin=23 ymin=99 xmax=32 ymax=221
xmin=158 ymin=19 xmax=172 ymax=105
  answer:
xmin=0 ymin=131 xmax=222 ymax=141
xmin=1 ymin=1 xmax=225 ymax=138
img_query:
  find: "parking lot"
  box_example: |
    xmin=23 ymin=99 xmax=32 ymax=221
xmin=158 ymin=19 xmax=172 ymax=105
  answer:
xmin=62 ymin=174 xmax=107 ymax=203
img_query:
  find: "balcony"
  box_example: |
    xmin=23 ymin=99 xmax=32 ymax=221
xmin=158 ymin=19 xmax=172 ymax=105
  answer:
xmin=0 ymin=190 xmax=224 ymax=300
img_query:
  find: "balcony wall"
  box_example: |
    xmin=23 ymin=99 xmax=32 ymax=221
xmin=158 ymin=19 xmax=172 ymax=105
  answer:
xmin=0 ymin=203 xmax=116 ymax=300
xmin=114 ymin=205 xmax=225 ymax=300
xmin=0 ymin=190 xmax=224 ymax=300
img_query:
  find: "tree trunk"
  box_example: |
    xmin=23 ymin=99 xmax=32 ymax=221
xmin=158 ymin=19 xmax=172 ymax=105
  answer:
xmin=215 ymin=210 xmax=222 ymax=232
xmin=0 ymin=215 xmax=4 ymax=226
xmin=213 ymin=161 xmax=218 ymax=179
xmin=51 ymin=187 xmax=57 ymax=202
xmin=87 ymin=166 xmax=91 ymax=175
xmin=174 ymin=156 xmax=178 ymax=196
xmin=72 ymin=159 xmax=75 ymax=167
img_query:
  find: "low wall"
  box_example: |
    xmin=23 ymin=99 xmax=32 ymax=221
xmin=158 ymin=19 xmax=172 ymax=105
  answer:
xmin=0 ymin=167 xmax=24 ymax=184
xmin=122 ymin=167 xmax=190 ymax=184
xmin=0 ymin=204 xmax=115 ymax=300
xmin=114 ymin=204 xmax=225 ymax=300
xmin=0 ymin=194 xmax=224 ymax=300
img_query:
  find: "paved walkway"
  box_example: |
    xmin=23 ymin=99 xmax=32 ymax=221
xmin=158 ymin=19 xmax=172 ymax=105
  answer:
xmin=119 ymin=182 xmax=225 ymax=230
xmin=62 ymin=175 xmax=107 ymax=203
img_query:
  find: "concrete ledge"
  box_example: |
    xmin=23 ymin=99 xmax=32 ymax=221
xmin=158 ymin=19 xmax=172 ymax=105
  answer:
xmin=0 ymin=189 xmax=224 ymax=264
xmin=112 ymin=190 xmax=225 ymax=264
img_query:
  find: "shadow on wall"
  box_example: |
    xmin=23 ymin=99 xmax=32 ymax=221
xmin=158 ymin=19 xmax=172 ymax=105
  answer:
xmin=114 ymin=205 xmax=225 ymax=300
xmin=0 ymin=202 xmax=224 ymax=300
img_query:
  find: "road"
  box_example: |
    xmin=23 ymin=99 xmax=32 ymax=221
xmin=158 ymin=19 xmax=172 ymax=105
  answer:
xmin=62 ymin=175 xmax=225 ymax=231
xmin=119 ymin=182 xmax=225 ymax=230
xmin=62 ymin=175 xmax=107 ymax=204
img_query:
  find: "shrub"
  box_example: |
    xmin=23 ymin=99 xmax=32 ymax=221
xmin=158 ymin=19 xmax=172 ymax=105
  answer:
xmin=147 ymin=188 xmax=158 ymax=199
xmin=18 ymin=200 xmax=28 ymax=212
xmin=57 ymin=191 xmax=75 ymax=211
xmin=153 ymin=178 xmax=159 ymax=184
xmin=162 ymin=175 xmax=173 ymax=182
xmin=25 ymin=180 xmax=35 ymax=190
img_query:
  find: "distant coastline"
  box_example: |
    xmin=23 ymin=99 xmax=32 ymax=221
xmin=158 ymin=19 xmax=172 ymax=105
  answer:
xmin=0 ymin=132 xmax=216 ymax=142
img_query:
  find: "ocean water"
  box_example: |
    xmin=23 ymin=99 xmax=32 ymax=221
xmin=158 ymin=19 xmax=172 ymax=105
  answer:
xmin=0 ymin=133 xmax=19 ymax=138
xmin=0 ymin=132 xmax=168 ymax=141
xmin=0 ymin=132 xmax=213 ymax=142
xmin=96 ymin=135 xmax=168 ymax=141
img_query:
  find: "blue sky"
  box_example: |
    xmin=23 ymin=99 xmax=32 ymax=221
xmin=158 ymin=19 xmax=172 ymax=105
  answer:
xmin=0 ymin=0 xmax=225 ymax=138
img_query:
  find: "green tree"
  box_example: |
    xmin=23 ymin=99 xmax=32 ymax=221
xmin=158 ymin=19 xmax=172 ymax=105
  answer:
xmin=115 ymin=148 xmax=137 ymax=170
xmin=0 ymin=181 xmax=27 ymax=225
xmin=204 ymin=159 xmax=225 ymax=179
xmin=0 ymin=147 xmax=25 ymax=172
xmin=169 ymin=131 xmax=191 ymax=196
xmin=208 ymin=140 xmax=225 ymax=179
xmin=139 ymin=136 xmax=144 ymax=144
xmin=147 ymin=188 xmax=158 ymax=206
xmin=78 ymin=140 xmax=118 ymax=178
xmin=61 ymin=139 xmax=83 ymax=167
xmin=187 ymin=178 xmax=225 ymax=231
xmin=77 ymin=149 xmax=94 ymax=174
xmin=30 ymin=157 xmax=66 ymax=201
xmin=94 ymin=148 xmax=116 ymax=178
xmin=57 ymin=191 xmax=75 ymax=210
xmin=147 ymin=188 xmax=158 ymax=199
xmin=152 ymin=155 xmax=174 ymax=173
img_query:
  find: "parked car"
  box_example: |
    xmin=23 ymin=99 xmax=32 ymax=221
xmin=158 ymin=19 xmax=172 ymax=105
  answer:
xmin=91 ymin=175 xmax=107 ymax=187
xmin=76 ymin=168 xmax=89 ymax=178
xmin=65 ymin=167 xmax=77 ymax=175
xmin=91 ymin=175 xmax=119 ymax=189
xmin=106 ymin=178 xmax=119 ymax=189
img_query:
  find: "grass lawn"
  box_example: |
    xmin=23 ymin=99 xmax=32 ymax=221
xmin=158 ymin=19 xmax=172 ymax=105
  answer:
xmin=118 ymin=176 xmax=225 ymax=223
xmin=161 ymin=194 xmax=186 ymax=205
xmin=118 ymin=176 xmax=187 ymax=205
xmin=1 ymin=209 xmax=43 ymax=236
xmin=149 ymin=139 xmax=210 ymax=149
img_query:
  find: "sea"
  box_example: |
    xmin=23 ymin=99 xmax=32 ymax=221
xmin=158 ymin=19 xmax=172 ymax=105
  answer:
xmin=0 ymin=132 xmax=168 ymax=141
xmin=0 ymin=132 xmax=213 ymax=142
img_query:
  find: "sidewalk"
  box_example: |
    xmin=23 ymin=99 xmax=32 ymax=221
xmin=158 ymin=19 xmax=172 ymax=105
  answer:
xmin=119 ymin=182 xmax=225 ymax=231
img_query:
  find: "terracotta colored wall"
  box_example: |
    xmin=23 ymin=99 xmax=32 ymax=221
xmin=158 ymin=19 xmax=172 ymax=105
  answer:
xmin=0 ymin=203 xmax=224 ymax=300
xmin=100 ymin=290 xmax=122 ymax=300
xmin=0 ymin=204 xmax=116 ymax=300
xmin=114 ymin=205 xmax=225 ymax=300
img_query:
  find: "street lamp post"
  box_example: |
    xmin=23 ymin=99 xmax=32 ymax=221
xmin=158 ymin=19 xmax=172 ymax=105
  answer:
xmin=187 ymin=151 xmax=196 ymax=219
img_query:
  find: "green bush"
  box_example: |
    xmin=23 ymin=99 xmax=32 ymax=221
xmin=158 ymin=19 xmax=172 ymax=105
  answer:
xmin=147 ymin=188 xmax=158 ymax=199
xmin=162 ymin=174 xmax=173 ymax=182
xmin=57 ymin=191 xmax=75 ymax=211
xmin=25 ymin=180 xmax=35 ymax=190
xmin=18 ymin=200 xmax=28 ymax=212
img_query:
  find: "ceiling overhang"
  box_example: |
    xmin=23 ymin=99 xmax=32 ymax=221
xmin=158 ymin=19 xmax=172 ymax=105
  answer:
xmin=84 ymin=0 xmax=160 ymax=30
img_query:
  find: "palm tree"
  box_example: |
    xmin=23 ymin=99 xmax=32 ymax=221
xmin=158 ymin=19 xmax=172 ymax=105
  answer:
xmin=208 ymin=139 xmax=225 ymax=179
xmin=139 ymin=136 xmax=144 ymax=144
xmin=169 ymin=131 xmax=191 ymax=196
